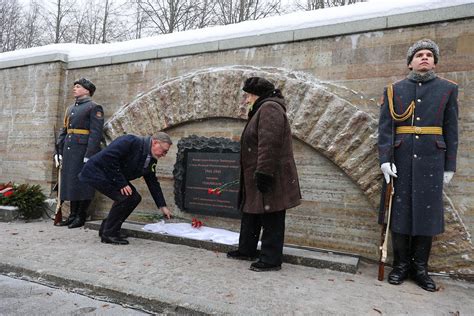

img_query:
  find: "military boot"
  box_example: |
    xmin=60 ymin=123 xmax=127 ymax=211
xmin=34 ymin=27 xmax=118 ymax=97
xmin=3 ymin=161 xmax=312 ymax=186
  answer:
xmin=412 ymin=236 xmax=436 ymax=292
xmin=58 ymin=201 xmax=79 ymax=226
xmin=68 ymin=200 xmax=91 ymax=229
xmin=388 ymin=232 xmax=411 ymax=285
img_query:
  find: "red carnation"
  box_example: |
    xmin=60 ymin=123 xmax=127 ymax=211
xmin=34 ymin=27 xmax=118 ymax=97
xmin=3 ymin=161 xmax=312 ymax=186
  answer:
xmin=191 ymin=218 xmax=203 ymax=228
xmin=3 ymin=190 xmax=13 ymax=197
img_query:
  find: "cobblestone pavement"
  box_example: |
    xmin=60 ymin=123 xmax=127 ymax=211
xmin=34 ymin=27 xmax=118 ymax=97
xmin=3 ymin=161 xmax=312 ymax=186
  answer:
xmin=1 ymin=220 xmax=473 ymax=315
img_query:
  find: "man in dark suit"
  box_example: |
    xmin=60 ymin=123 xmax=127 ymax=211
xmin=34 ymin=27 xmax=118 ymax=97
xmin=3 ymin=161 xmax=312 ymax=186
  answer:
xmin=378 ymin=39 xmax=458 ymax=291
xmin=79 ymin=132 xmax=173 ymax=245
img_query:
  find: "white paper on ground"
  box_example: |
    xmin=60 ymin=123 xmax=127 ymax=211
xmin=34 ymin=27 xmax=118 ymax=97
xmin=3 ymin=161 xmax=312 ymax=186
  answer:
xmin=143 ymin=221 xmax=239 ymax=245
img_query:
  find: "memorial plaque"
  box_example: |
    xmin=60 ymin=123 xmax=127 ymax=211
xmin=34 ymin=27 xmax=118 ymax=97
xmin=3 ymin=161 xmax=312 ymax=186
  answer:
xmin=184 ymin=152 xmax=240 ymax=217
xmin=173 ymin=135 xmax=241 ymax=218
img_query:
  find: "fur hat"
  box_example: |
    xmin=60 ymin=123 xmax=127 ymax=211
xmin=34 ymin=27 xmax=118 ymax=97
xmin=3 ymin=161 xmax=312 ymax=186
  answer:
xmin=74 ymin=78 xmax=96 ymax=96
xmin=242 ymin=77 xmax=275 ymax=96
xmin=406 ymin=39 xmax=440 ymax=66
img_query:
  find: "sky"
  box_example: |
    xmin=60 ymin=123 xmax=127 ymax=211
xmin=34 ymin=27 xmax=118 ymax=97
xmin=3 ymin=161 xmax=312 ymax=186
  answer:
xmin=1 ymin=0 xmax=472 ymax=63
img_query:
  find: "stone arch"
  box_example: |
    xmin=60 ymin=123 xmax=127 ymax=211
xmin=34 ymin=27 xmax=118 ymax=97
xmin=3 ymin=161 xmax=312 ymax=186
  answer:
xmin=104 ymin=66 xmax=473 ymax=272
xmin=105 ymin=65 xmax=381 ymax=205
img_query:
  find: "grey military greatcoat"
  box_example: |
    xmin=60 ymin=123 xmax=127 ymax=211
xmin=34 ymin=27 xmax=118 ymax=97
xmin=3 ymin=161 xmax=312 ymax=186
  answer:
xmin=378 ymin=76 xmax=458 ymax=236
xmin=57 ymin=97 xmax=104 ymax=201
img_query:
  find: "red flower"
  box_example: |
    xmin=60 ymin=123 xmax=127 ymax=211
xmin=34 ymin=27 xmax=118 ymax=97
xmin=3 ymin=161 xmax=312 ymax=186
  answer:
xmin=191 ymin=218 xmax=203 ymax=228
xmin=215 ymin=189 xmax=221 ymax=196
xmin=3 ymin=190 xmax=13 ymax=197
xmin=207 ymin=188 xmax=214 ymax=195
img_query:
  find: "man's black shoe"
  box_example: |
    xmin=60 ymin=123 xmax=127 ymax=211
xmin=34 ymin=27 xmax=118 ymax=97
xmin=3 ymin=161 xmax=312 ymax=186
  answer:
xmin=249 ymin=261 xmax=281 ymax=272
xmin=99 ymin=229 xmax=128 ymax=239
xmin=101 ymin=235 xmax=129 ymax=245
xmin=226 ymin=250 xmax=257 ymax=261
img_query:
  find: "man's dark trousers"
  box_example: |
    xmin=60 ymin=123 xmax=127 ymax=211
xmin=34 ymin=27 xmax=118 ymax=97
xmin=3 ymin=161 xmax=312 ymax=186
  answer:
xmin=96 ymin=182 xmax=142 ymax=237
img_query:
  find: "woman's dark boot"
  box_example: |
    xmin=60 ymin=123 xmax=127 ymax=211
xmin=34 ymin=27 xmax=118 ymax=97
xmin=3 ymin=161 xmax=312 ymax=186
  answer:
xmin=388 ymin=232 xmax=411 ymax=285
xmin=412 ymin=235 xmax=436 ymax=292
xmin=58 ymin=201 xmax=79 ymax=226
xmin=68 ymin=200 xmax=91 ymax=229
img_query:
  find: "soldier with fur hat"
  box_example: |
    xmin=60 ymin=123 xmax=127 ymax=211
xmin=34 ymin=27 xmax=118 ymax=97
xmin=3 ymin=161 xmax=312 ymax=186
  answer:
xmin=227 ymin=76 xmax=301 ymax=272
xmin=378 ymin=39 xmax=459 ymax=291
xmin=55 ymin=78 xmax=104 ymax=229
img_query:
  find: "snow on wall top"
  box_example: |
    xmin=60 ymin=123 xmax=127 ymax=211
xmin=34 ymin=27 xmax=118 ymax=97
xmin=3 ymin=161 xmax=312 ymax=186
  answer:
xmin=0 ymin=0 xmax=472 ymax=65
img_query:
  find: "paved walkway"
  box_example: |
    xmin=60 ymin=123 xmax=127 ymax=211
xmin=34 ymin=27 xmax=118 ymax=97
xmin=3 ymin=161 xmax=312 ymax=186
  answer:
xmin=0 ymin=220 xmax=473 ymax=315
xmin=0 ymin=274 xmax=147 ymax=315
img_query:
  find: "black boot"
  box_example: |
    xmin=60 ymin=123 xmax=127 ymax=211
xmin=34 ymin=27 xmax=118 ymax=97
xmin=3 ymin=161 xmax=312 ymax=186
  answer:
xmin=388 ymin=232 xmax=411 ymax=285
xmin=58 ymin=201 xmax=79 ymax=226
xmin=412 ymin=235 xmax=436 ymax=292
xmin=99 ymin=218 xmax=106 ymax=237
xmin=68 ymin=200 xmax=91 ymax=229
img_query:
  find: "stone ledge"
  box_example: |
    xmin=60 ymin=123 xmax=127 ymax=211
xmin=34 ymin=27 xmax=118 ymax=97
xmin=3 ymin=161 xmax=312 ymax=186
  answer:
xmin=0 ymin=53 xmax=68 ymax=69
xmin=217 ymin=30 xmax=294 ymax=51
xmin=85 ymin=220 xmax=360 ymax=274
xmin=0 ymin=206 xmax=19 ymax=222
xmin=293 ymin=16 xmax=387 ymax=41
xmin=387 ymin=4 xmax=474 ymax=28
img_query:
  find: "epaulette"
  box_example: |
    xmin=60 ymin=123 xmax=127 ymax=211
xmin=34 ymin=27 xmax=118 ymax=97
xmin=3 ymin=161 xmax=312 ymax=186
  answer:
xmin=438 ymin=76 xmax=458 ymax=85
xmin=379 ymin=79 xmax=402 ymax=106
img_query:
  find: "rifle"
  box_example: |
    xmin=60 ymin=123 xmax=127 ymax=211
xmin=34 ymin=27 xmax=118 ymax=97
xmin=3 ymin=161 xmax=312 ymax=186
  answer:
xmin=378 ymin=178 xmax=394 ymax=281
xmin=53 ymin=126 xmax=63 ymax=225
xmin=378 ymin=104 xmax=396 ymax=281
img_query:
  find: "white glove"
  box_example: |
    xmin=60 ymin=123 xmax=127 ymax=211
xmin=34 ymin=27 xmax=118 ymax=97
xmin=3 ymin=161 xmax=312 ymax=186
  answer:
xmin=380 ymin=162 xmax=397 ymax=184
xmin=54 ymin=154 xmax=62 ymax=168
xmin=443 ymin=171 xmax=454 ymax=184
xmin=83 ymin=157 xmax=89 ymax=163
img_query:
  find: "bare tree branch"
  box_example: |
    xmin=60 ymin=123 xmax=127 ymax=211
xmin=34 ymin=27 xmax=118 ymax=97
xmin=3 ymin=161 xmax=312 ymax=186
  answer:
xmin=291 ymin=0 xmax=365 ymax=11
xmin=4 ymin=0 xmax=366 ymax=51
xmin=213 ymin=0 xmax=282 ymax=25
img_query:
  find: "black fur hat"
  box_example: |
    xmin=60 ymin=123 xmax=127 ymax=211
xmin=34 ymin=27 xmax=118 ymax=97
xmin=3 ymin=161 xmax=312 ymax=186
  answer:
xmin=74 ymin=78 xmax=96 ymax=96
xmin=242 ymin=77 xmax=275 ymax=96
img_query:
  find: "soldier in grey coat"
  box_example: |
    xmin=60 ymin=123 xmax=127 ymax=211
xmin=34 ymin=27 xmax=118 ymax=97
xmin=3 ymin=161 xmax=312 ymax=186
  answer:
xmin=378 ymin=39 xmax=459 ymax=291
xmin=55 ymin=78 xmax=104 ymax=228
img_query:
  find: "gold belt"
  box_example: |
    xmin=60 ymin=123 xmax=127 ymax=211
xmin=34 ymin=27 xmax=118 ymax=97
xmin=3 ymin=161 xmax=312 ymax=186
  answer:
xmin=395 ymin=126 xmax=442 ymax=135
xmin=67 ymin=128 xmax=90 ymax=135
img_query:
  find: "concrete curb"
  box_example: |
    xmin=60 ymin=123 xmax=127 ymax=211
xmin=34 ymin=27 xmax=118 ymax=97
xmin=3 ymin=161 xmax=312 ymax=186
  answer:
xmin=85 ymin=220 xmax=359 ymax=274
xmin=0 ymin=206 xmax=19 ymax=222
xmin=0 ymin=263 xmax=208 ymax=315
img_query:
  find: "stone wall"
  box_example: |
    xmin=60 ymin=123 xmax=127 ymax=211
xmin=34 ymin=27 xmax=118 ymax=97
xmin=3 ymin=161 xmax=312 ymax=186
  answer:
xmin=0 ymin=5 xmax=473 ymax=273
xmin=0 ymin=63 xmax=66 ymax=186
